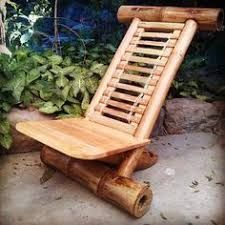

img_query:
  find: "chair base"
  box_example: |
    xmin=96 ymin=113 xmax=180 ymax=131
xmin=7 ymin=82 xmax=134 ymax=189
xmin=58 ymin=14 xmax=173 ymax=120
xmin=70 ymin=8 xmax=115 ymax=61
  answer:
xmin=41 ymin=146 xmax=157 ymax=217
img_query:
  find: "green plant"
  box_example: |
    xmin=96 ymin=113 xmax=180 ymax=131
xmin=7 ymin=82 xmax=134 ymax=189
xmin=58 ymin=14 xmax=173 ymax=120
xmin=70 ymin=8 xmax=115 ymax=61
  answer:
xmin=5 ymin=0 xmax=51 ymax=47
xmin=0 ymin=117 xmax=12 ymax=149
xmin=0 ymin=47 xmax=111 ymax=149
xmin=171 ymin=79 xmax=214 ymax=101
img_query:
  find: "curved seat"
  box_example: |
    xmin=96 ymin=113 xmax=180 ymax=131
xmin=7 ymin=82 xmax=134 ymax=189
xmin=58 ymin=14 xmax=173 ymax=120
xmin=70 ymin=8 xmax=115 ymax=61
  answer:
xmin=16 ymin=118 xmax=150 ymax=160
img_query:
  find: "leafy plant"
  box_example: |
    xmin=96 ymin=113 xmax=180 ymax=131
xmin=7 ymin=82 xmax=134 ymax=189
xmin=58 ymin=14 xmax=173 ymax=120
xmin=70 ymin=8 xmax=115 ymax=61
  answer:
xmin=171 ymin=79 xmax=214 ymax=101
xmin=0 ymin=118 xmax=12 ymax=149
xmin=0 ymin=47 xmax=111 ymax=149
xmin=5 ymin=0 xmax=52 ymax=47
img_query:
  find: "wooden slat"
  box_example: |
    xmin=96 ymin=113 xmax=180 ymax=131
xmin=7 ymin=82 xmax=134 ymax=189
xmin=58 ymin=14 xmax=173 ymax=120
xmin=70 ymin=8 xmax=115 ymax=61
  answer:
xmin=127 ymin=46 xmax=172 ymax=57
xmin=124 ymin=55 xmax=168 ymax=66
xmin=131 ymin=39 xmax=177 ymax=47
xmin=138 ymin=22 xmax=185 ymax=30
xmin=104 ymin=89 xmax=149 ymax=105
xmin=118 ymin=64 xmax=163 ymax=76
xmin=113 ymin=73 xmax=158 ymax=85
xmin=100 ymin=97 xmax=145 ymax=114
xmin=89 ymin=112 xmax=137 ymax=135
xmin=108 ymin=81 xmax=154 ymax=95
xmin=138 ymin=30 xmax=181 ymax=39
xmin=95 ymin=105 xmax=141 ymax=124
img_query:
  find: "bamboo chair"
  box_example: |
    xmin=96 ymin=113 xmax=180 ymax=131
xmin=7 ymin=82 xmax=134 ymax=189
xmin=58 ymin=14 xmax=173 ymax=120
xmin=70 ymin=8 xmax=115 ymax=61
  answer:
xmin=16 ymin=6 xmax=224 ymax=217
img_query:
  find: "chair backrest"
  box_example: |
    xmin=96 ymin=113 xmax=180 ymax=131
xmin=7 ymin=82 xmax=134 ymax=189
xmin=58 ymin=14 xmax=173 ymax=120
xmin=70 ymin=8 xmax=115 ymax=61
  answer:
xmin=86 ymin=18 xmax=198 ymax=139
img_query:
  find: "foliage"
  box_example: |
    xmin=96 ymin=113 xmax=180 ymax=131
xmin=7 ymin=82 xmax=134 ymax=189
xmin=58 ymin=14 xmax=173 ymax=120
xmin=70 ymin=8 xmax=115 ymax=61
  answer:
xmin=0 ymin=46 xmax=114 ymax=149
xmin=89 ymin=0 xmax=127 ymax=11
xmin=171 ymin=80 xmax=213 ymax=101
xmin=0 ymin=118 xmax=12 ymax=149
xmin=171 ymin=53 xmax=225 ymax=101
xmin=5 ymin=0 xmax=52 ymax=47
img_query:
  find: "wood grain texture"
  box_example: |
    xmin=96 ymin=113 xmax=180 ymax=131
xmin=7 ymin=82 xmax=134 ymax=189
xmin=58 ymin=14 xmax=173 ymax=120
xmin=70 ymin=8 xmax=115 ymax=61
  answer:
xmin=16 ymin=118 xmax=149 ymax=159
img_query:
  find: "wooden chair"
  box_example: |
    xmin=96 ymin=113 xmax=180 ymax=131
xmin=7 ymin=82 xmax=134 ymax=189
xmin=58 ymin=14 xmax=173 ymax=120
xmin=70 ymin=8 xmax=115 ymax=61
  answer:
xmin=16 ymin=6 xmax=223 ymax=217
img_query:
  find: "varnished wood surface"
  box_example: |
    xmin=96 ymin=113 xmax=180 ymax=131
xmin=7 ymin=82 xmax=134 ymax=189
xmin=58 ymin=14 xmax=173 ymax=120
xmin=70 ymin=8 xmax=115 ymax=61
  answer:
xmin=16 ymin=118 xmax=149 ymax=159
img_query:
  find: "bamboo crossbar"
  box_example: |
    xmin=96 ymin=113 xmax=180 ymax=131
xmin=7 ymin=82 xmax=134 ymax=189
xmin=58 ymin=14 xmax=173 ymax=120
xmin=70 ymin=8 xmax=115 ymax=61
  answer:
xmin=117 ymin=64 xmax=163 ymax=75
xmin=95 ymin=105 xmax=141 ymax=124
xmin=138 ymin=21 xmax=185 ymax=30
xmin=122 ymin=55 xmax=168 ymax=66
xmin=118 ymin=6 xmax=224 ymax=31
xmin=131 ymin=39 xmax=176 ymax=47
xmin=127 ymin=47 xmax=172 ymax=57
xmin=100 ymin=98 xmax=145 ymax=114
xmin=90 ymin=112 xmax=137 ymax=134
xmin=112 ymin=73 xmax=158 ymax=85
xmin=108 ymin=81 xmax=154 ymax=95
xmin=103 ymin=89 xmax=149 ymax=105
xmin=138 ymin=30 xmax=181 ymax=39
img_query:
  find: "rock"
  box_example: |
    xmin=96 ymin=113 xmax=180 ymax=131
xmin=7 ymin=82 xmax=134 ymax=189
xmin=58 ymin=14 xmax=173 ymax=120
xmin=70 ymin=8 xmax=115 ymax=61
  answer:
xmin=0 ymin=107 xmax=54 ymax=154
xmin=164 ymin=98 xmax=225 ymax=135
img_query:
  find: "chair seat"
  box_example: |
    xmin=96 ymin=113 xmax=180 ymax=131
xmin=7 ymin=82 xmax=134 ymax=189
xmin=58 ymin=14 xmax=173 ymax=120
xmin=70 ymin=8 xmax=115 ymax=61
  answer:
xmin=16 ymin=118 xmax=150 ymax=159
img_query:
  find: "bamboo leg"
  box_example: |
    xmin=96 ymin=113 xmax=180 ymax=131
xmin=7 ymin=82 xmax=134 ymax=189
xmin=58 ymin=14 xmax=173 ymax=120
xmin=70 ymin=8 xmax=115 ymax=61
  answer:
xmin=117 ymin=147 xmax=145 ymax=177
xmin=99 ymin=148 xmax=158 ymax=171
xmin=41 ymin=146 xmax=152 ymax=217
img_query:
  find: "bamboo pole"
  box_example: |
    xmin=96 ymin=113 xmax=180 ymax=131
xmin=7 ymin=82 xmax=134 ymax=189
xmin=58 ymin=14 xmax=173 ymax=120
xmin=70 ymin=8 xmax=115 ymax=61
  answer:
xmin=135 ymin=19 xmax=198 ymax=139
xmin=117 ymin=6 xmax=224 ymax=31
xmin=117 ymin=147 xmax=145 ymax=177
xmin=41 ymin=146 xmax=152 ymax=217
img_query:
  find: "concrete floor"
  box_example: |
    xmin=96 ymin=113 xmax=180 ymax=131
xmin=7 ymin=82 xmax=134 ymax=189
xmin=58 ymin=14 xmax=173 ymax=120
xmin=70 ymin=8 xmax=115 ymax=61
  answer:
xmin=0 ymin=132 xmax=224 ymax=225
